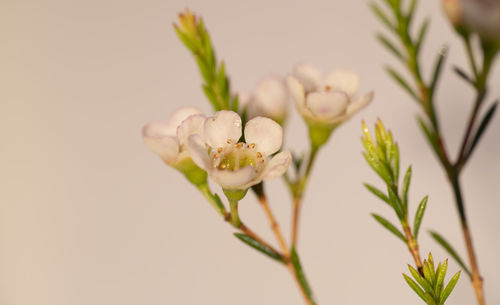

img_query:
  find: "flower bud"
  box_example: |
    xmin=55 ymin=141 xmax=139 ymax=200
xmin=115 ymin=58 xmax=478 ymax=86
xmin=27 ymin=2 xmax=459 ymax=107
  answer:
xmin=287 ymin=63 xmax=373 ymax=148
xmin=177 ymin=9 xmax=199 ymax=38
xmin=239 ymin=76 xmax=289 ymax=125
xmin=443 ymin=0 xmax=500 ymax=43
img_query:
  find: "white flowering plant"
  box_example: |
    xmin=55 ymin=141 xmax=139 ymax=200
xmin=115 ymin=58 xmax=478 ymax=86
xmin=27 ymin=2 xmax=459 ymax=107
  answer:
xmin=143 ymin=3 xmax=498 ymax=304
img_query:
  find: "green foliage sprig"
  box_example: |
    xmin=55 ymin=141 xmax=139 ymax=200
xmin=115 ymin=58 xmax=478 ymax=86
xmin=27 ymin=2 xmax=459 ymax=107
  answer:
xmin=362 ymin=120 xmax=460 ymax=304
xmin=370 ymin=1 xmax=499 ymax=304
xmin=174 ymin=9 xmax=238 ymax=112
xmin=404 ymin=254 xmax=461 ymax=305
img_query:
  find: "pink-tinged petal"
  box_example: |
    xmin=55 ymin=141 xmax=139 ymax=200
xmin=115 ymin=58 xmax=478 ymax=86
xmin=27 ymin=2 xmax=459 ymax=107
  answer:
xmin=142 ymin=123 xmax=180 ymax=163
xmin=164 ymin=107 xmax=203 ymax=136
xmin=323 ymin=69 xmax=359 ymax=97
xmin=253 ymin=76 xmax=289 ymax=118
xmin=177 ymin=114 xmax=206 ymax=148
xmin=286 ymin=76 xmax=306 ymax=108
xmin=244 ymin=117 xmax=283 ymax=156
xmin=261 ymin=150 xmax=291 ymax=180
xmin=187 ymin=134 xmax=210 ymax=171
xmin=211 ymin=166 xmax=258 ymax=190
xmin=292 ymin=63 xmax=321 ymax=92
xmin=204 ymin=111 xmax=242 ymax=148
xmin=346 ymin=91 xmax=374 ymax=117
xmin=306 ymin=91 xmax=349 ymax=120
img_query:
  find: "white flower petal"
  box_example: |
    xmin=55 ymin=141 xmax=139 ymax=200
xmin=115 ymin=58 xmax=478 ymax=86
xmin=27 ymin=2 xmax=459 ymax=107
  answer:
xmin=244 ymin=117 xmax=283 ymax=156
xmin=306 ymin=91 xmax=349 ymax=120
xmin=204 ymin=111 xmax=242 ymax=148
xmin=292 ymin=63 xmax=321 ymax=92
xmin=253 ymin=76 xmax=289 ymax=119
xmin=211 ymin=166 xmax=258 ymax=190
xmin=287 ymin=76 xmax=306 ymax=107
xmin=187 ymin=134 xmax=210 ymax=171
xmin=177 ymin=114 xmax=206 ymax=148
xmin=261 ymin=150 xmax=292 ymax=180
xmin=323 ymin=69 xmax=359 ymax=97
xmin=346 ymin=91 xmax=374 ymax=117
xmin=164 ymin=107 xmax=203 ymax=136
xmin=142 ymin=123 xmax=180 ymax=163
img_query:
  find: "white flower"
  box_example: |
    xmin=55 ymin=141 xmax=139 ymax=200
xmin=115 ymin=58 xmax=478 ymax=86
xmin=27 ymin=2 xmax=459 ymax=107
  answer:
xmin=287 ymin=63 xmax=374 ymax=128
xmin=239 ymin=76 xmax=289 ymax=125
xmin=142 ymin=106 xmax=205 ymax=167
xmin=443 ymin=0 xmax=500 ymax=42
xmin=188 ymin=111 xmax=291 ymax=190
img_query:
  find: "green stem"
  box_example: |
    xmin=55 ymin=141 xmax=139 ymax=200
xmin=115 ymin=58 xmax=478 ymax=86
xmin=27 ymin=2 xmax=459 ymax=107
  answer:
xmin=229 ymin=199 xmax=241 ymax=227
xmin=464 ymin=37 xmax=479 ymax=80
xmin=449 ymin=173 xmax=485 ymax=305
xmin=305 ymin=144 xmax=320 ymax=179
xmin=197 ymin=183 xmax=226 ymax=216
xmin=291 ymin=143 xmax=320 ymax=247
xmin=456 ymin=45 xmax=494 ymax=169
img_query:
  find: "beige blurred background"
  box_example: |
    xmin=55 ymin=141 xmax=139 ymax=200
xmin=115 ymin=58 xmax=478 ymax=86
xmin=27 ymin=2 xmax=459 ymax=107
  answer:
xmin=1 ymin=0 xmax=499 ymax=304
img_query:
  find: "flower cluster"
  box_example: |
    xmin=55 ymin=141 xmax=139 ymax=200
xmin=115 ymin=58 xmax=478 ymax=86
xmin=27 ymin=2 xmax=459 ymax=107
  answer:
xmin=143 ymin=108 xmax=291 ymax=193
xmin=143 ymin=64 xmax=372 ymax=201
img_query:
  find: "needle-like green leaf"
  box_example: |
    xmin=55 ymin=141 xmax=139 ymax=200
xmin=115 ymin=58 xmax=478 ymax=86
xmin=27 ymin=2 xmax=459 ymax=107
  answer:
xmin=363 ymin=152 xmax=393 ymax=186
xmin=435 ymin=259 xmax=448 ymax=297
xmin=364 ymin=183 xmax=390 ymax=205
xmin=370 ymin=2 xmax=395 ymax=32
xmin=386 ymin=66 xmax=420 ymax=103
xmin=234 ymin=233 xmax=284 ymax=263
xmin=430 ymin=46 xmax=448 ymax=97
xmin=407 ymin=0 xmax=418 ymax=23
xmin=413 ymin=195 xmax=428 ymax=239
xmin=401 ymin=165 xmax=412 ymax=210
xmin=291 ymin=246 xmax=316 ymax=304
xmin=429 ymin=231 xmax=471 ymax=277
xmin=371 ymin=213 xmax=407 ymax=242
xmin=415 ymin=18 xmax=430 ymax=53
xmin=403 ymin=273 xmax=427 ymax=302
xmin=423 ymin=260 xmax=436 ymax=286
xmin=408 ymin=264 xmax=434 ymax=296
xmin=387 ymin=185 xmax=405 ymax=219
xmin=453 ymin=66 xmax=474 ymax=85
xmin=425 ymin=292 xmax=437 ymax=305
xmin=440 ymin=271 xmax=461 ymax=304
xmin=465 ymin=101 xmax=498 ymax=163
xmin=377 ymin=33 xmax=404 ymax=61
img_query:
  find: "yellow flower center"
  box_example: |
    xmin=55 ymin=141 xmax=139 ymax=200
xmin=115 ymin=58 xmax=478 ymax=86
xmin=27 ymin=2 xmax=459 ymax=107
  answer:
xmin=211 ymin=141 xmax=265 ymax=171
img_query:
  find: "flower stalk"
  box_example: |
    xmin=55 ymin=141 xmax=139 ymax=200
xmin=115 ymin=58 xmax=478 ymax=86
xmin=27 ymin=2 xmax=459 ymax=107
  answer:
xmin=253 ymin=183 xmax=316 ymax=305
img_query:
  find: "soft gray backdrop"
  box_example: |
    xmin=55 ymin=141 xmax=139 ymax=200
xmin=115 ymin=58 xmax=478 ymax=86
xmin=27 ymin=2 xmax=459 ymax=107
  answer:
xmin=1 ymin=0 xmax=499 ymax=304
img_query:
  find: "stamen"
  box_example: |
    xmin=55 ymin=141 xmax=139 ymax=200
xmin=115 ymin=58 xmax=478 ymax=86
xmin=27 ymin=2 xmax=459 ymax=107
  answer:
xmin=217 ymin=147 xmax=223 ymax=153
xmin=249 ymin=143 xmax=256 ymax=149
xmin=236 ymin=143 xmax=244 ymax=149
xmin=256 ymin=152 xmax=262 ymax=158
xmin=213 ymin=153 xmax=219 ymax=159
xmin=325 ymin=85 xmax=331 ymax=91
xmin=220 ymin=163 xmax=227 ymax=169
xmin=226 ymin=139 xmax=232 ymax=144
